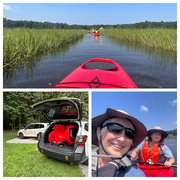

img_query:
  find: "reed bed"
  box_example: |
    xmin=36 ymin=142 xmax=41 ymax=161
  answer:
xmin=101 ymin=28 xmax=177 ymax=52
xmin=3 ymin=28 xmax=87 ymax=69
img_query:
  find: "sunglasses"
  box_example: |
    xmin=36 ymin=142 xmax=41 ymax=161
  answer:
xmin=101 ymin=123 xmax=136 ymax=139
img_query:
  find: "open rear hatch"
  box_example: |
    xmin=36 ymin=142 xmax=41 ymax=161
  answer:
xmin=31 ymin=97 xmax=83 ymax=123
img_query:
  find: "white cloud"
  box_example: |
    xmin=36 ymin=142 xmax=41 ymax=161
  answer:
xmin=3 ymin=5 xmax=11 ymax=10
xmin=169 ymin=99 xmax=177 ymax=106
xmin=173 ymin=121 xmax=177 ymax=125
xmin=15 ymin=6 xmax=19 ymax=12
xmin=140 ymin=105 xmax=149 ymax=112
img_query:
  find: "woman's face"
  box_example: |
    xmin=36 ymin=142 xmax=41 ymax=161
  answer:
xmin=97 ymin=118 xmax=135 ymax=157
xmin=151 ymin=132 xmax=161 ymax=143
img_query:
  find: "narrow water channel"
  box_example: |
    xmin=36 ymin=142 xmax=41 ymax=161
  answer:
xmin=3 ymin=34 xmax=177 ymax=88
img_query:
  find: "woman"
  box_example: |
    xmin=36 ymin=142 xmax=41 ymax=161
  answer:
xmin=131 ymin=126 xmax=175 ymax=168
xmin=92 ymin=108 xmax=147 ymax=177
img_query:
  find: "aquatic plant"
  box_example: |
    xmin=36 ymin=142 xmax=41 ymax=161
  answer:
xmin=3 ymin=28 xmax=87 ymax=70
xmin=101 ymin=28 xmax=177 ymax=52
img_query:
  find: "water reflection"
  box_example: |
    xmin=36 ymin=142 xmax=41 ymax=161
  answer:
xmin=3 ymin=37 xmax=84 ymax=87
xmin=94 ymin=36 xmax=99 ymax=43
xmin=108 ymin=38 xmax=177 ymax=66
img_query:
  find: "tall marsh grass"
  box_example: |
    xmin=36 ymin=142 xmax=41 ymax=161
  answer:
xmin=101 ymin=28 xmax=177 ymax=52
xmin=3 ymin=28 xmax=87 ymax=70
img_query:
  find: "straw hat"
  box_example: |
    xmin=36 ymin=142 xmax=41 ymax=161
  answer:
xmin=147 ymin=126 xmax=168 ymax=138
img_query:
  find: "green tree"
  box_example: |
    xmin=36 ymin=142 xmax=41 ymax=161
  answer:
xmin=3 ymin=18 xmax=177 ymax=30
xmin=3 ymin=92 xmax=88 ymax=131
xmin=166 ymin=129 xmax=177 ymax=136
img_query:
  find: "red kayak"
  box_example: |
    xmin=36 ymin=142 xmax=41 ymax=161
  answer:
xmin=138 ymin=164 xmax=174 ymax=177
xmin=54 ymin=58 xmax=137 ymax=89
xmin=93 ymin=33 xmax=100 ymax=36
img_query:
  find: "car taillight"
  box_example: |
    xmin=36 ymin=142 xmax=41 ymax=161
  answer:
xmin=78 ymin=136 xmax=85 ymax=143
xmin=78 ymin=136 xmax=85 ymax=146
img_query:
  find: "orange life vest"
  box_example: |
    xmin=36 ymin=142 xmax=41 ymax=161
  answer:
xmin=140 ymin=141 xmax=159 ymax=163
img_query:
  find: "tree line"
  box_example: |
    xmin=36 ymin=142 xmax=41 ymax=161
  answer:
xmin=3 ymin=18 xmax=177 ymax=29
xmin=166 ymin=129 xmax=177 ymax=136
xmin=3 ymin=92 xmax=88 ymax=131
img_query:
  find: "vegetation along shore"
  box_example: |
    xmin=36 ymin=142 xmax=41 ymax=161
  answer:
xmin=101 ymin=28 xmax=177 ymax=52
xmin=3 ymin=28 xmax=87 ymax=70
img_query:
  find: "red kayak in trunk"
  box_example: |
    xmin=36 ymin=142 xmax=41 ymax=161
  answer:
xmin=137 ymin=164 xmax=174 ymax=177
xmin=54 ymin=58 xmax=137 ymax=89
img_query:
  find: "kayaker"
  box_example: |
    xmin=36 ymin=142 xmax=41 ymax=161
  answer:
xmin=92 ymin=108 xmax=147 ymax=177
xmin=95 ymin=29 xmax=99 ymax=34
xmin=131 ymin=126 xmax=175 ymax=168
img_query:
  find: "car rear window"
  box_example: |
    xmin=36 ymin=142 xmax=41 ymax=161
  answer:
xmin=84 ymin=123 xmax=89 ymax=131
xmin=44 ymin=103 xmax=78 ymax=120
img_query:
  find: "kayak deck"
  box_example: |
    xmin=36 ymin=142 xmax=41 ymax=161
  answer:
xmin=137 ymin=164 xmax=174 ymax=177
xmin=54 ymin=58 xmax=137 ymax=89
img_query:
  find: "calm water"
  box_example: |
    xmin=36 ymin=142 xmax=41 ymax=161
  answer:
xmin=3 ymin=34 xmax=177 ymax=88
xmin=164 ymin=136 xmax=177 ymax=176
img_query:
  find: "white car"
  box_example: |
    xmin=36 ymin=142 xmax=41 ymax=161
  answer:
xmin=18 ymin=123 xmax=49 ymax=139
xmin=31 ymin=97 xmax=89 ymax=164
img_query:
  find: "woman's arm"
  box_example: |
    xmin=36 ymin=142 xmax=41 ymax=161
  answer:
xmin=130 ymin=148 xmax=140 ymax=159
xmin=161 ymin=145 xmax=175 ymax=167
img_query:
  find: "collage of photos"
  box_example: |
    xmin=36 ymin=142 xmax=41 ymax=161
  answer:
xmin=2 ymin=2 xmax=178 ymax=179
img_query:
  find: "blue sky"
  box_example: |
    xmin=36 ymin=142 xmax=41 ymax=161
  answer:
xmin=3 ymin=3 xmax=177 ymax=25
xmin=92 ymin=92 xmax=177 ymax=131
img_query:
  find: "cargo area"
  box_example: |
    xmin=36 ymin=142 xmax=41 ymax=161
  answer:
xmin=43 ymin=121 xmax=79 ymax=154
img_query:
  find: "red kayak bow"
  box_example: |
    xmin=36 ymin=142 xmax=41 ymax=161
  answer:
xmin=54 ymin=58 xmax=137 ymax=89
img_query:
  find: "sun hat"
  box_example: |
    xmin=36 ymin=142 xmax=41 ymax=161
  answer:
xmin=147 ymin=126 xmax=168 ymax=138
xmin=92 ymin=108 xmax=147 ymax=150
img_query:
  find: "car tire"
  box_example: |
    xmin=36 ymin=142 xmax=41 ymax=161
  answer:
xmin=19 ymin=133 xmax=24 ymax=139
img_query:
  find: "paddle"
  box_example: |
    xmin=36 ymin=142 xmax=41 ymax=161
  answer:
xmin=134 ymin=160 xmax=177 ymax=168
xmin=92 ymin=154 xmax=177 ymax=168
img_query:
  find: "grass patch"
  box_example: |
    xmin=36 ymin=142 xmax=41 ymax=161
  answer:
xmin=3 ymin=28 xmax=87 ymax=70
xmin=3 ymin=131 xmax=84 ymax=177
xmin=101 ymin=28 xmax=177 ymax=52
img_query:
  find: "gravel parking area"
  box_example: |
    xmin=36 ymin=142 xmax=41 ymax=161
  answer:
xmin=6 ymin=137 xmax=38 ymax=144
xmin=79 ymin=164 xmax=88 ymax=177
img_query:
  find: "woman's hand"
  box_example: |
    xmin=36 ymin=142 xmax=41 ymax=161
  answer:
xmin=164 ymin=161 xmax=172 ymax=168
xmin=164 ymin=157 xmax=175 ymax=168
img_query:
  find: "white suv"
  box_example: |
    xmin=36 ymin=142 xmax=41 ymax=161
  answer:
xmin=18 ymin=123 xmax=49 ymax=139
xmin=31 ymin=97 xmax=89 ymax=164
